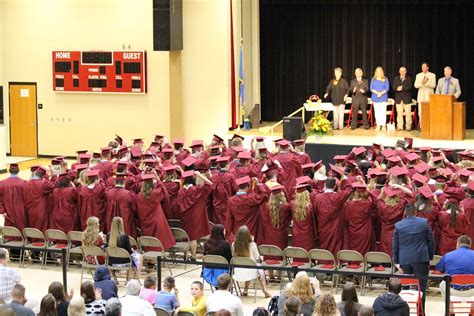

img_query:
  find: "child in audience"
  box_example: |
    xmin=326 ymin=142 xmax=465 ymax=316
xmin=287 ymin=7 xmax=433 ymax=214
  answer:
xmin=154 ymin=276 xmax=180 ymax=313
xmin=179 ymin=281 xmax=207 ymax=316
xmin=139 ymin=276 xmax=158 ymax=305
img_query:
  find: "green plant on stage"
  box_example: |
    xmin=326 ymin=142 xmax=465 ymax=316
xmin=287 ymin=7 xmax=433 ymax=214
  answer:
xmin=306 ymin=110 xmax=331 ymax=136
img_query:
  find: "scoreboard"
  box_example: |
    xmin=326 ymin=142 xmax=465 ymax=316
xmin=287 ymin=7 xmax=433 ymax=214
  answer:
xmin=52 ymin=51 xmax=147 ymax=94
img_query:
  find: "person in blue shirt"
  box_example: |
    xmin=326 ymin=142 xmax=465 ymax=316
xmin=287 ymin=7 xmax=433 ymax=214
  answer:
xmin=155 ymin=276 xmax=180 ymax=313
xmin=370 ymin=67 xmax=390 ymax=130
xmin=436 ymin=235 xmax=474 ymax=299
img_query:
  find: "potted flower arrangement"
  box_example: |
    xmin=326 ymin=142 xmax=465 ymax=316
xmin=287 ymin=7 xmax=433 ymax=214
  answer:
xmin=305 ymin=95 xmax=332 ymax=137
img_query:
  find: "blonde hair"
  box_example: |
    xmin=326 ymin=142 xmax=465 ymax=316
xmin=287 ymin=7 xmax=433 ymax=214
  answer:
xmin=373 ymin=66 xmax=385 ymax=80
xmin=233 ymin=226 xmax=252 ymax=257
xmin=294 ymin=191 xmax=310 ymax=221
xmin=109 ymin=217 xmax=125 ymax=248
xmin=67 ymin=295 xmax=85 ymax=316
xmin=269 ymin=192 xmax=287 ymax=229
xmin=383 ymin=195 xmax=400 ymax=207
xmin=82 ymin=217 xmax=99 ymax=246
xmin=314 ymin=294 xmax=337 ymax=315
xmin=284 ymin=272 xmax=314 ymax=304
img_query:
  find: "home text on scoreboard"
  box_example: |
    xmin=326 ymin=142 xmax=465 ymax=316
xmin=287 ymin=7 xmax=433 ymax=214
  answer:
xmin=52 ymin=51 xmax=147 ymax=94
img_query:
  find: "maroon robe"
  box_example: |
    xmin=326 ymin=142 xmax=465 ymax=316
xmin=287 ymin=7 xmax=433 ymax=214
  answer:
xmin=105 ymin=188 xmax=138 ymax=238
xmin=290 ymin=201 xmax=317 ymax=251
xmin=0 ymin=176 xmax=27 ymax=230
xmin=162 ymin=181 xmax=181 ymax=219
xmin=211 ymin=172 xmax=237 ymax=225
xmin=137 ymin=185 xmax=176 ymax=250
xmin=225 ymin=184 xmax=270 ymax=241
xmin=311 ymin=182 xmax=352 ymax=255
xmin=23 ymin=179 xmax=55 ymax=232
xmin=437 ymin=210 xmax=469 ymax=255
xmin=50 ymin=187 xmax=78 ymax=233
xmin=177 ymin=183 xmax=213 ymax=241
xmin=78 ymin=182 xmax=107 ymax=231
xmin=376 ymin=195 xmax=409 ymax=256
xmin=259 ymin=201 xmax=291 ymax=249
xmin=296 ymin=152 xmax=312 ymax=166
xmin=343 ymin=197 xmax=376 ymax=255
xmin=175 ymin=149 xmax=190 ymax=163
xmin=92 ymin=161 xmax=114 ymax=181
xmin=274 ymin=153 xmax=303 ymax=196
xmin=461 ymin=196 xmax=474 ymax=249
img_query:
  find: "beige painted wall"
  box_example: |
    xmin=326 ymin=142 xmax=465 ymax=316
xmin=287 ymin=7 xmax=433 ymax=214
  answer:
xmin=0 ymin=0 xmax=237 ymax=156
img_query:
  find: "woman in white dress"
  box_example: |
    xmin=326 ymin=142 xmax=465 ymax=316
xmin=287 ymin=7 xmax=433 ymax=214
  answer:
xmin=232 ymin=225 xmax=271 ymax=297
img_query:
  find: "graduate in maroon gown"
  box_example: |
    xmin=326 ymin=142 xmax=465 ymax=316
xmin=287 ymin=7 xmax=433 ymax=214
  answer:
xmin=376 ymin=185 xmax=411 ymax=256
xmin=225 ymin=176 xmax=270 ymax=242
xmin=437 ymin=198 xmax=470 ymax=255
xmin=461 ymin=181 xmax=474 ymax=249
xmin=162 ymin=165 xmax=181 ymax=219
xmin=414 ymin=185 xmax=440 ymax=233
xmin=293 ymin=139 xmax=312 ymax=166
xmin=50 ymin=173 xmax=78 ymax=233
xmin=172 ymin=138 xmax=190 ymax=163
xmin=211 ymin=156 xmax=237 ymax=225
xmin=177 ymin=170 xmax=213 ymax=260
xmin=0 ymin=164 xmax=27 ymax=230
xmin=104 ymin=174 xmax=138 ymax=238
xmin=273 ymin=140 xmax=303 ymax=196
xmin=343 ymin=181 xmax=376 ymax=255
xmin=230 ymin=151 xmax=260 ymax=179
xmin=259 ymin=184 xmax=291 ymax=248
xmin=311 ymin=172 xmax=353 ymax=255
xmin=290 ymin=183 xmax=317 ymax=251
xmin=136 ymin=173 xmax=176 ymax=250
xmin=23 ymin=166 xmax=56 ymax=232
xmin=77 ymin=169 xmax=107 ymax=231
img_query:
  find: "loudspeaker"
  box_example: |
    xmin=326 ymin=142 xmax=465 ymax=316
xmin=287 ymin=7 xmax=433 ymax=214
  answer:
xmin=283 ymin=116 xmax=304 ymax=141
xmin=153 ymin=0 xmax=183 ymax=51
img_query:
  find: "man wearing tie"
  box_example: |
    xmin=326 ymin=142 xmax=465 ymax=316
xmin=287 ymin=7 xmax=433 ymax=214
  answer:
xmin=393 ymin=66 xmax=414 ymax=131
xmin=349 ymin=68 xmax=369 ymax=130
xmin=436 ymin=66 xmax=461 ymax=98
xmin=414 ymin=62 xmax=436 ymax=130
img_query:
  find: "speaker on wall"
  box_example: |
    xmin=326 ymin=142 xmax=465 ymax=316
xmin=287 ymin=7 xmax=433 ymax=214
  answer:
xmin=283 ymin=116 xmax=304 ymax=141
xmin=153 ymin=0 xmax=183 ymax=51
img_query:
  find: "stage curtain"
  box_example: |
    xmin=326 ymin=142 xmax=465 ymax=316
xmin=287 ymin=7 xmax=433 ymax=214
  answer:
xmin=260 ymin=0 xmax=474 ymax=128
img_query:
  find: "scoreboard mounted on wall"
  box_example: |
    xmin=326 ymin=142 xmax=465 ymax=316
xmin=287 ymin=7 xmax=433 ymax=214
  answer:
xmin=52 ymin=51 xmax=147 ymax=94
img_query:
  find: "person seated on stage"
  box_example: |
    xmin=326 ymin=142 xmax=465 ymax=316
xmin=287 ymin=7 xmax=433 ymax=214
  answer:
xmin=372 ymin=278 xmax=409 ymax=316
xmin=179 ymin=281 xmax=207 ymax=316
xmin=206 ymin=274 xmax=243 ymax=316
xmin=436 ymin=235 xmax=474 ymax=299
xmin=154 ymin=276 xmax=180 ymax=313
xmin=139 ymin=275 xmax=157 ymax=305
xmin=324 ymin=67 xmax=349 ymax=130
xmin=349 ymin=68 xmax=370 ymax=130
xmin=435 ymin=66 xmax=461 ymax=99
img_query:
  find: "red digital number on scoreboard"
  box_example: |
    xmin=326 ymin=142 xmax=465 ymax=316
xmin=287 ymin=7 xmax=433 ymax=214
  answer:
xmin=52 ymin=51 xmax=147 ymax=94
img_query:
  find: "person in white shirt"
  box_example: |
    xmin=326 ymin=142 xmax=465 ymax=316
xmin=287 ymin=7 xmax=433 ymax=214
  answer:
xmin=0 ymin=248 xmax=21 ymax=303
xmin=119 ymin=280 xmax=155 ymax=316
xmin=435 ymin=66 xmax=461 ymax=99
xmin=206 ymin=274 xmax=244 ymax=316
xmin=414 ymin=62 xmax=436 ymax=129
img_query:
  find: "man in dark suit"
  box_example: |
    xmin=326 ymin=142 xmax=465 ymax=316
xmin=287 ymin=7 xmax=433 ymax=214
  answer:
xmin=392 ymin=66 xmax=414 ymax=131
xmin=393 ymin=202 xmax=434 ymax=312
xmin=349 ymin=68 xmax=370 ymax=130
xmin=0 ymin=284 xmax=35 ymax=316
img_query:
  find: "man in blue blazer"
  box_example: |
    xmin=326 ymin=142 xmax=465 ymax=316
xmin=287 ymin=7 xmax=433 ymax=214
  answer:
xmin=393 ymin=203 xmax=434 ymax=312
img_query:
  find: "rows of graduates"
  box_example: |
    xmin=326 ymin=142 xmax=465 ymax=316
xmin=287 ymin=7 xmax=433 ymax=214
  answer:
xmin=0 ymin=133 xmax=473 ymax=261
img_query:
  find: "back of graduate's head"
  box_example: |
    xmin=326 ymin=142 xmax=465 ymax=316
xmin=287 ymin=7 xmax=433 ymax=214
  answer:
xmin=388 ymin=278 xmax=402 ymax=294
xmin=8 ymin=164 xmax=19 ymax=175
xmin=238 ymin=183 xmax=250 ymax=192
xmin=115 ymin=178 xmax=126 ymax=188
xmin=183 ymin=176 xmax=196 ymax=187
xmin=325 ymin=177 xmax=337 ymax=190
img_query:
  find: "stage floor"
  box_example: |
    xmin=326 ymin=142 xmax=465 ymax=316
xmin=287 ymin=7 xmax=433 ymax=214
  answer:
xmin=229 ymin=121 xmax=474 ymax=150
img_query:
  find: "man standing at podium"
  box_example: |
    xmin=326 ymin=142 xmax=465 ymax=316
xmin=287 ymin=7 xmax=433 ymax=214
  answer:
xmin=414 ymin=62 xmax=436 ymax=130
xmin=435 ymin=66 xmax=461 ymax=99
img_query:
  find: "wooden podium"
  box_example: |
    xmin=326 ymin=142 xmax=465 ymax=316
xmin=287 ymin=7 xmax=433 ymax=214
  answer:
xmin=421 ymin=94 xmax=466 ymax=140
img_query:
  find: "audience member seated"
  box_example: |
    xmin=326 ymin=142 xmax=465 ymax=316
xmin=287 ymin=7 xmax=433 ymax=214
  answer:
xmin=203 ymin=224 xmax=232 ymax=287
xmin=120 ymin=280 xmax=154 ymax=316
xmin=48 ymin=281 xmax=71 ymax=316
xmin=179 ymin=281 xmax=207 ymax=316
xmin=108 ymin=217 xmax=141 ymax=270
xmin=372 ymin=278 xmax=409 ymax=316
xmin=82 ymin=216 xmax=106 ymax=265
xmin=216 ymin=309 xmax=232 ymax=316
xmin=155 ymin=276 xmax=180 ymax=313
xmin=252 ymin=307 xmax=271 ymax=316
xmin=284 ymin=296 xmax=301 ymax=316
xmin=358 ymin=306 xmax=374 ymax=316
xmin=206 ymin=274 xmax=244 ymax=316
xmin=314 ymin=294 xmax=337 ymax=316
xmin=67 ymin=296 xmax=86 ymax=316
xmin=80 ymin=281 xmax=106 ymax=315
xmin=337 ymin=283 xmax=362 ymax=316
xmin=139 ymin=275 xmax=157 ymax=305
xmin=94 ymin=266 xmax=118 ymax=300
xmin=436 ymin=235 xmax=474 ymax=299
xmin=0 ymin=249 xmax=21 ymax=303
xmin=0 ymin=284 xmax=35 ymax=316
xmin=277 ymin=271 xmax=320 ymax=316
xmin=105 ymin=298 xmax=122 ymax=316
xmin=38 ymin=294 xmax=57 ymax=316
